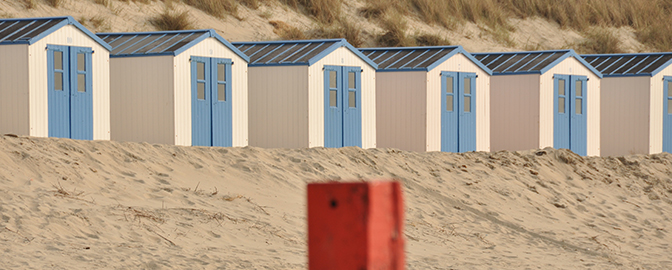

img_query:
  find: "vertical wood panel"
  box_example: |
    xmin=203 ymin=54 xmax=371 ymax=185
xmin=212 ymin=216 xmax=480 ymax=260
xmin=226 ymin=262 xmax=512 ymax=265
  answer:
xmin=427 ymin=53 xmax=490 ymax=152
xmin=489 ymin=74 xmax=540 ymax=151
xmin=29 ymin=25 xmax=110 ymax=140
xmin=375 ymin=71 xmax=426 ymax=152
xmin=248 ymin=66 xmax=309 ymax=148
xmin=109 ymin=56 xmax=174 ymax=144
xmin=310 ymin=47 xmax=376 ymax=148
xmin=542 ymin=57 xmax=601 ymax=156
xmin=600 ymin=77 xmax=650 ymax=156
xmin=650 ymin=65 xmax=672 ymax=154
xmin=0 ymin=45 xmax=30 ymax=135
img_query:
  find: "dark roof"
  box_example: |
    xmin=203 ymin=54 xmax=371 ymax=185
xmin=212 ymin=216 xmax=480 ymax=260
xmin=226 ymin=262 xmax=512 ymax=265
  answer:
xmin=581 ymin=53 xmax=672 ymax=77
xmin=96 ymin=29 xmax=249 ymax=61
xmin=473 ymin=49 xmax=602 ymax=78
xmin=358 ymin=45 xmax=492 ymax=74
xmin=231 ymin=39 xmax=377 ymax=68
xmin=0 ymin=16 xmax=110 ymax=50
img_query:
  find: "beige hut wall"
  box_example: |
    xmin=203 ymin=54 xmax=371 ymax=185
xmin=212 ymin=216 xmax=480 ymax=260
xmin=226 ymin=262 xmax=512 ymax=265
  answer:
xmin=426 ymin=53 xmax=491 ymax=152
xmin=29 ymin=25 xmax=110 ymax=140
xmin=650 ymin=64 xmax=672 ymax=154
xmin=599 ymin=76 xmax=650 ymax=156
xmin=375 ymin=71 xmax=427 ymax=152
xmin=109 ymin=56 xmax=175 ymax=145
xmin=173 ymin=37 xmax=249 ymax=146
xmin=0 ymin=44 xmax=30 ymax=135
xmin=541 ymin=56 xmax=601 ymax=156
xmin=247 ymin=65 xmax=310 ymax=148
xmin=309 ymin=47 xmax=377 ymax=148
xmin=489 ymin=74 xmax=541 ymax=152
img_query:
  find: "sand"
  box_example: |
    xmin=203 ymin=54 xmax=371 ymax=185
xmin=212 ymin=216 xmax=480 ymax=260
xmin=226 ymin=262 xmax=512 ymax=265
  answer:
xmin=0 ymin=135 xmax=670 ymax=269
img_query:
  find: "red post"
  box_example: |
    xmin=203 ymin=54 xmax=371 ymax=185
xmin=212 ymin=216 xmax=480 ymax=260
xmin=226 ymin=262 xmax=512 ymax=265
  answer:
xmin=308 ymin=181 xmax=405 ymax=270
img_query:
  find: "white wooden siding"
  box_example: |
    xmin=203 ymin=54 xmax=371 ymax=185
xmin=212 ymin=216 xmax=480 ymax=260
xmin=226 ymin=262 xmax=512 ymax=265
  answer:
xmin=29 ymin=25 xmax=110 ymax=140
xmin=541 ymin=57 xmax=601 ymax=156
xmin=309 ymin=47 xmax=377 ymax=148
xmin=109 ymin=56 xmax=175 ymax=144
xmin=173 ymin=37 xmax=248 ymax=146
xmin=600 ymin=77 xmax=650 ymax=156
xmin=248 ymin=65 xmax=309 ymax=148
xmin=650 ymin=64 xmax=672 ymax=154
xmin=0 ymin=44 xmax=30 ymax=135
xmin=375 ymin=71 xmax=427 ymax=152
xmin=427 ymin=53 xmax=490 ymax=152
xmin=489 ymin=74 xmax=541 ymax=152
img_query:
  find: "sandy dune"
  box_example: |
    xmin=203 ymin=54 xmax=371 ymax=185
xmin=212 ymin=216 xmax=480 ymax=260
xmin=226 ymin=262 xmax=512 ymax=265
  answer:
xmin=0 ymin=135 xmax=670 ymax=269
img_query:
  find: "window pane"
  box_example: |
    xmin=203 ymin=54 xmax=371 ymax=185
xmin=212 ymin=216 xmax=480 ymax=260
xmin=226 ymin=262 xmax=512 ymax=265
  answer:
xmin=349 ymin=91 xmax=356 ymax=108
xmin=446 ymin=77 xmax=453 ymax=94
xmin=330 ymin=90 xmax=337 ymax=107
xmin=464 ymin=96 xmax=471 ymax=112
xmin=54 ymin=51 xmax=62 ymax=70
xmin=218 ymin=64 xmax=225 ymax=81
xmin=576 ymin=98 xmax=582 ymax=114
xmin=197 ymin=82 xmax=205 ymax=100
xmin=668 ymin=82 xmax=672 ymax=97
xmin=558 ymin=80 xmax=565 ymax=96
xmin=348 ymin=72 xmax=355 ymax=89
xmin=78 ymin=74 xmax=85 ymax=92
xmin=54 ymin=72 xmax=63 ymax=91
xmin=197 ymin=62 xmax=205 ymax=80
xmin=329 ymin=71 xmax=337 ymax=88
xmin=669 ymin=100 xmax=672 ymax=114
xmin=78 ymin=53 xmax=85 ymax=71
xmin=446 ymin=95 xmax=453 ymax=111
xmin=576 ymin=81 xmax=583 ymax=97
xmin=558 ymin=97 xmax=565 ymax=113
xmin=464 ymin=78 xmax=471 ymax=94
xmin=218 ymin=84 xmax=226 ymax=101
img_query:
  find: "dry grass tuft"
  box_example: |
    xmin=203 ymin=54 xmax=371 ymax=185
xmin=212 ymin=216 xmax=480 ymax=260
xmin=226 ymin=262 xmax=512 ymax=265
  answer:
xmin=80 ymin=16 xmax=111 ymax=32
xmin=183 ymin=0 xmax=237 ymax=18
xmin=24 ymin=0 xmax=36 ymax=9
xmin=151 ymin=9 xmax=194 ymax=31
xmin=46 ymin=0 xmax=62 ymax=8
xmin=376 ymin=12 xmax=415 ymax=47
xmin=311 ymin=18 xmax=363 ymax=47
xmin=93 ymin=0 xmax=111 ymax=7
xmin=281 ymin=0 xmax=342 ymax=24
xmin=269 ymin=20 xmax=307 ymax=40
xmin=240 ymin=0 xmax=263 ymax=9
xmin=414 ymin=33 xmax=450 ymax=46
xmin=575 ymin=27 xmax=623 ymax=54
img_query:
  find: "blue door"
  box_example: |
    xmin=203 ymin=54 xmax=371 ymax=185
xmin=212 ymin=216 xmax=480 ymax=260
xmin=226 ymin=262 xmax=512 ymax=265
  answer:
xmin=664 ymin=77 xmax=672 ymax=153
xmin=441 ymin=71 xmax=476 ymax=152
xmin=554 ymin=74 xmax=587 ymax=155
xmin=191 ymin=56 xmax=233 ymax=147
xmin=47 ymin=45 xmax=93 ymax=140
xmin=324 ymin=65 xmax=362 ymax=148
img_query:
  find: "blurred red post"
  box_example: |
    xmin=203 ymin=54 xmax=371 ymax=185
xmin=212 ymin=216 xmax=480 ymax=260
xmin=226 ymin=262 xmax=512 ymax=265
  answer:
xmin=308 ymin=181 xmax=405 ymax=270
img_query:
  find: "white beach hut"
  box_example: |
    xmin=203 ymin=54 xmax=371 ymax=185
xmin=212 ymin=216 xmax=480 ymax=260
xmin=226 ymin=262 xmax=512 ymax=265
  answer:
xmin=582 ymin=53 xmax=672 ymax=156
xmin=472 ymin=50 xmax=603 ymax=156
xmin=97 ymin=29 xmax=249 ymax=147
xmin=231 ymin=39 xmax=378 ymax=148
xmin=0 ymin=16 xmax=111 ymax=140
xmin=358 ymin=46 xmax=492 ymax=153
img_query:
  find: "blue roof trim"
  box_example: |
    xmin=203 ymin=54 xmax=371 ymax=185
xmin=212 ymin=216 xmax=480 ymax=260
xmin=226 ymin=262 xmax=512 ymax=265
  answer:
xmin=96 ymin=29 xmax=249 ymax=62
xmin=581 ymin=52 xmax=672 ymax=77
xmin=360 ymin=46 xmax=492 ymax=75
xmin=474 ymin=49 xmax=601 ymax=78
xmin=11 ymin=16 xmax=112 ymax=50
xmin=538 ymin=50 xmax=602 ymax=78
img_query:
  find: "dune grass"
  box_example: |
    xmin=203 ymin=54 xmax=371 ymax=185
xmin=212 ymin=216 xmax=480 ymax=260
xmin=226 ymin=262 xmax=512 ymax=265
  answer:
xmin=151 ymin=9 xmax=194 ymax=31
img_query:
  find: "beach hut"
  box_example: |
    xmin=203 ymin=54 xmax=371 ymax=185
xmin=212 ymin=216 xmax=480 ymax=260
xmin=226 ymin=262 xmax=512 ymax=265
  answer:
xmin=231 ymin=39 xmax=378 ymax=148
xmin=0 ymin=16 xmax=111 ymax=140
xmin=96 ymin=29 xmax=249 ymax=147
xmin=472 ymin=50 xmax=603 ymax=156
xmin=581 ymin=53 xmax=672 ymax=156
xmin=358 ymin=46 xmax=493 ymax=153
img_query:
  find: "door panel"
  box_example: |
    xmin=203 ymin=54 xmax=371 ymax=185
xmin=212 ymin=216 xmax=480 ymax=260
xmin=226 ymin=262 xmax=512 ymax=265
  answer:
xmin=324 ymin=66 xmax=343 ymax=148
xmin=570 ymin=75 xmax=587 ymax=155
xmin=191 ymin=56 xmax=212 ymax=146
xmin=554 ymin=74 xmax=570 ymax=150
xmin=458 ymin=73 xmax=477 ymax=152
xmin=211 ymin=58 xmax=233 ymax=147
xmin=48 ymin=45 xmax=71 ymax=138
xmin=342 ymin=66 xmax=362 ymax=147
xmin=664 ymin=77 xmax=672 ymax=153
xmin=69 ymin=47 xmax=93 ymax=140
xmin=441 ymin=72 xmax=458 ymax=152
